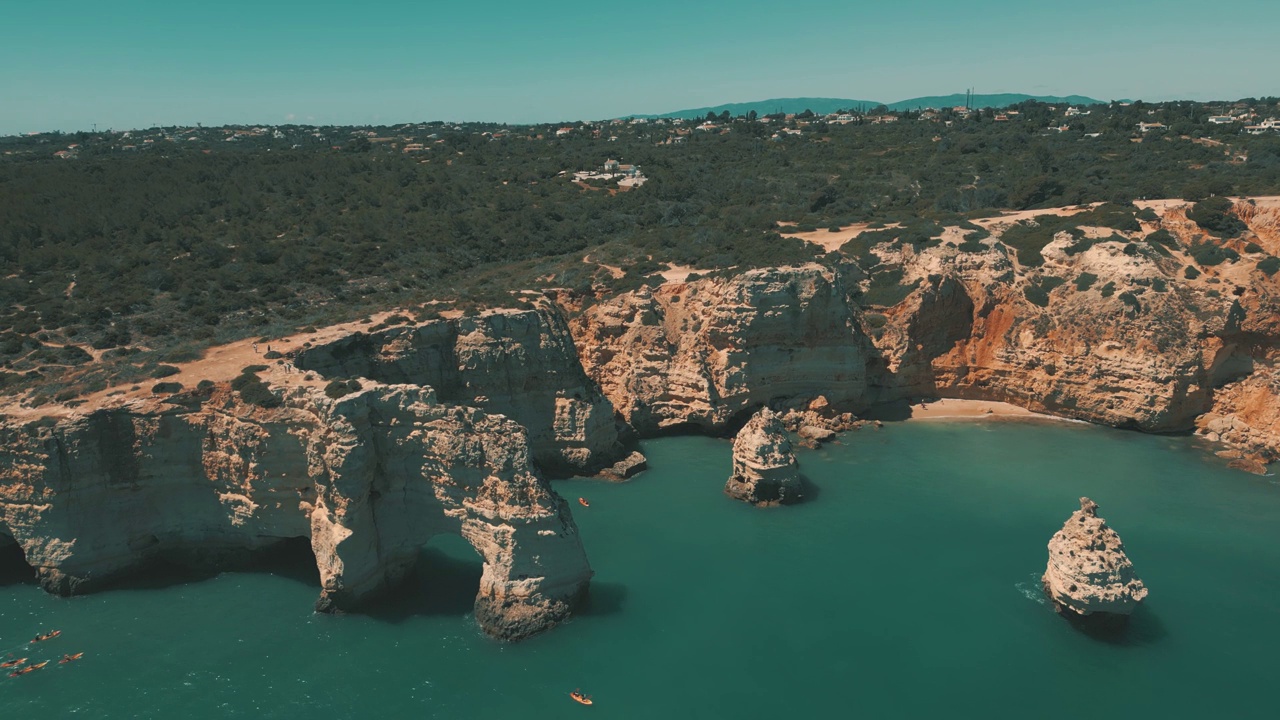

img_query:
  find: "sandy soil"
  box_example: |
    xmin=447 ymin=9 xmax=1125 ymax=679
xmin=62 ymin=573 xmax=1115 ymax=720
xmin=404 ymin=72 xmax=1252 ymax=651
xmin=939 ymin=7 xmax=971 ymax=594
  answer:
xmin=660 ymin=264 xmax=698 ymax=283
xmin=905 ymin=398 xmax=1060 ymax=421
xmin=0 ymin=308 xmax=415 ymax=423
xmin=972 ymin=203 xmax=1100 ymax=231
xmin=777 ymin=222 xmax=902 ymax=252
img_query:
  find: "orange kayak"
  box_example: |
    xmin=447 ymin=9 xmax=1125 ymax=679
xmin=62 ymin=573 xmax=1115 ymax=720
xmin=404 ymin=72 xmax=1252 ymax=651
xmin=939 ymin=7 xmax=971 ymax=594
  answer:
xmin=0 ymin=658 xmax=26 ymax=668
xmin=12 ymin=661 xmax=48 ymax=676
xmin=59 ymin=653 xmax=84 ymax=664
xmin=570 ymin=691 xmax=593 ymax=706
xmin=32 ymin=630 xmax=61 ymax=643
xmin=578 ymin=497 xmax=590 ymax=508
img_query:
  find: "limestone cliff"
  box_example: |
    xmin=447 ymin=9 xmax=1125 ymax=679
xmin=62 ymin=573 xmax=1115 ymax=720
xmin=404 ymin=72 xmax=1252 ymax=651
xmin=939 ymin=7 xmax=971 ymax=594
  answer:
xmin=568 ymin=264 xmax=875 ymax=434
xmin=0 ymin=382 xmax=591 ymax=641
xmin=295 ymin=304 xmax=624 ymax=477
xmin=725 ymin=408 xmax=802 ymax=505
xmin=1042 ymin=497 xmax=1148 ymax=618
xmin=860 ymin=207 xmax=1280 ymax=468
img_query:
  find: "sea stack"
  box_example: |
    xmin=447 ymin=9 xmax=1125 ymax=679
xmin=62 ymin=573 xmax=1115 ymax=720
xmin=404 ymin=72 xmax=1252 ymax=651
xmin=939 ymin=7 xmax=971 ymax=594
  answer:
xmin=725 ymin=408 xmax=802 ymax=506
xmin=1042 ymin=497 xmax=1148 ymax=620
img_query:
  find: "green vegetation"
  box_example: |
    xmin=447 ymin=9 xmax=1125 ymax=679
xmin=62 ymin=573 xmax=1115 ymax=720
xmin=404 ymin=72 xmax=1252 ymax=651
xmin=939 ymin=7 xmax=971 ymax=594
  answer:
xmin=1075 ymin=272 xmax=1098 ymax=291
xmin=1184 ymin=265 xmax=1201 ymax=279
xmin=1023 ymin=276 xmax=1067 ymax=307
xmin=230 ymin=370 xmax=280 ymax=407
xmin=324 ymin=378 xmax=363 ymax=399
xmin=1258 ymin=257 xmax=1280 ymax=276
xmin=2 ymin=98 xmax=1279 ymax=397
xmin=1187 ymin=197 xmax=1246 ymax=237
xmin=1189 ymin=242 xmax=1240 ymax=266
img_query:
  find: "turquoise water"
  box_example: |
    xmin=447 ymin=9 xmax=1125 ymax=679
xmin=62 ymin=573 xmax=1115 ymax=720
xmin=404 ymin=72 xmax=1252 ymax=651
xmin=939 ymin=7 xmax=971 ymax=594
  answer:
xmin=2 ymin=420 xmax=1279 ymax=718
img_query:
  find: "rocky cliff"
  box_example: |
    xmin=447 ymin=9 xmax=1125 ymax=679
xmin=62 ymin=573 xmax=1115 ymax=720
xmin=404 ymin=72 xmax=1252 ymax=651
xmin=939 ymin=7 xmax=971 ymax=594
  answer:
xmin=0 ymin=381 xmax=592 ymax=641
xmin=725 ymin=408 xmax=802 ymax=505
xmin=1042 ymin=497 xmax=1148 ymax=618
xmin=295 ymin=304 xmax=625 ymax=477
xmin=568 ymin=264 xmax=876 ymax=434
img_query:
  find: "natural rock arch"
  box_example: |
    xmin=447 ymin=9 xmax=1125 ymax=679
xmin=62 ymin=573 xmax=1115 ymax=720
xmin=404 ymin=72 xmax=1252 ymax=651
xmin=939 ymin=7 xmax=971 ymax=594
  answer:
xmin=307 ymin=387 xmax=593 ymax=640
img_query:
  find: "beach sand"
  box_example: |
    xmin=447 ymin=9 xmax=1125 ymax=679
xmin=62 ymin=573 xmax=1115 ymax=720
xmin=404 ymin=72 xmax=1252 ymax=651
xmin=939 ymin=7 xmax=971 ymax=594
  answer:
xmin=901 ymin=398 xmax=1063 ymax=422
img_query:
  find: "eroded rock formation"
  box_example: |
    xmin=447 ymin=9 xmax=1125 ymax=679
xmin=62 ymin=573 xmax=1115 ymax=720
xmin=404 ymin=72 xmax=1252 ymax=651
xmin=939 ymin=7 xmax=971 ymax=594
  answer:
xmin=725 ymin=408 xmax=802 ymax=506
xmin=569 ymin=264 xmax=875 ymax=434
xmin=1042 ymin=497 xmax=1148 ymax=618
xmin=295 ymin=304 xmax=624 ymax=477
xmin=0 ymin=382 xmax=591 ymax=641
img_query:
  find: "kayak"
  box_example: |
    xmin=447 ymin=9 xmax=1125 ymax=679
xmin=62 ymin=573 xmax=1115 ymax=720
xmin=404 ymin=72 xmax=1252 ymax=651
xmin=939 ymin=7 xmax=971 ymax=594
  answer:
xmin=570 ymin=691 xmax=593 ymax=706
xmin=0 ymin=658 xmax=26 ymax=668
xmin=59 ymin=653 xmax=85 ymax=664
xmin=11 ymin=661 xmax=48 ymax=676
xmin=578 ymin=498 xmax=590 ymax=508
xmin=32 ymin=630 xmax=61 ymax=642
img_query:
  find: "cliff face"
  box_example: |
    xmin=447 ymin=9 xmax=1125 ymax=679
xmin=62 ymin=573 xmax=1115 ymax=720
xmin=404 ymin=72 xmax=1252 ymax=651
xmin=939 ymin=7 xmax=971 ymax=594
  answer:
xmin=295 ymin=305 xmax=624 ymax=477
xmin=0 ymin=383 xmax=591 ymax=641
xmin=875 ymin=237 xmax=1232 ymax=431
xmin=568 ymin=264 xmax=876 ymax=434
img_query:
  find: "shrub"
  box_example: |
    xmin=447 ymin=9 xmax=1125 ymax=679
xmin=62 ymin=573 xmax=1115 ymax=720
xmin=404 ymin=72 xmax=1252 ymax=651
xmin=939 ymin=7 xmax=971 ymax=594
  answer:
xmin=1245 ymin=242 xmax=1263 ymax=254
xmin=1075 ymin=272 xmax=1098 ymax=291
xmin=1189 ymin=242 xmax=1239 ymax=267
xmin=861 ymin=269 xmax=920 ymax=307
xmin=242 ymin=364 xmax=269 ymax=374
xmin=150 ymin=364 xmax=180 ymax=378
xmin=151 ymin=381 xmax=183 ymax=394
xmin=324 ymin=379 xmax=363 ymax=399
xmin=1118 ymin=291 xmax=1142 ymax=314
xmin=1099 ymin=281 xmax=1116 ymax=298
xmin=196 ymin=379 xmax=215 ymax=391
xmin=233 ymin=372 xmax=280 ymax=408
xmin=1152 ymin=277 xmax=1167 ymax=292
xmin=957 ymin=238 xmax=986 ymax=253
xmin=263 ymin=350 xmax=283 ymax=360
xmin=1137 ymin=207 xmax=1159 ymax=221
xmin=1258 ymin=257 xmax=1280 ymax=276
xmin=1184 ymin=265 xmax=1201 ymax=279
xmin=1187 ymin=197 xmax=1246 ymax=238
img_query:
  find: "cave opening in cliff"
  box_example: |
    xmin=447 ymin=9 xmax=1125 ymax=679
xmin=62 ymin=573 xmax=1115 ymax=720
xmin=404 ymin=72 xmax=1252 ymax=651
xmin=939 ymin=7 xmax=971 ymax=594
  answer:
xmin=0 ymin=532 xmax=35 ymax=586
xmin=373 ymin=534 xmax=484 ymax=619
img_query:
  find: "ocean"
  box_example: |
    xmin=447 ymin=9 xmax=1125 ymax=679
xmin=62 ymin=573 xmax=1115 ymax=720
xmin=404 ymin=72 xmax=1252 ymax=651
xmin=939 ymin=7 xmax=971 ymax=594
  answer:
xmin=2 ymin=419 xmax=1277 ymax=718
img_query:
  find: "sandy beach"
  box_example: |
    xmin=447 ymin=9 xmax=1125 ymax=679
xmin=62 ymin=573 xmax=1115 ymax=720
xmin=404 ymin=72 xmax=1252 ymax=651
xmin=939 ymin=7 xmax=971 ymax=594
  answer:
xmin=905 ymin=398 xmax=1062 ymax=422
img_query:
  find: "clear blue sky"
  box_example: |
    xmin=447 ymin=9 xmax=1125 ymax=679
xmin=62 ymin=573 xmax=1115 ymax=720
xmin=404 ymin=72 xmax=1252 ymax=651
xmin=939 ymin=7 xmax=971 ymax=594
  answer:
xmin=4 ymin=0 xmax=1278 ymax=133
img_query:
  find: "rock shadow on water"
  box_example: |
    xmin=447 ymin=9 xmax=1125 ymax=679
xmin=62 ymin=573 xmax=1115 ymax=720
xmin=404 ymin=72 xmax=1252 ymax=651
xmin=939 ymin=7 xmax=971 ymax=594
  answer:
xmin=578 ymin=581 xmax=627 ymax=618
xmin=1059 ymin=604 xmax=1168 ymax=647
xmin=93 ymin=537 xmax=322 ymax=593
xmin=797 ymin=473 xmax=822 ymax=503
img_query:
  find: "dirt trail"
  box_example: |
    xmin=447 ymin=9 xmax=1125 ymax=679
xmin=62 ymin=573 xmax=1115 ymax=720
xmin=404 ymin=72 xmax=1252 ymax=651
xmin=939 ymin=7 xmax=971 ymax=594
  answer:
xmin=0 ymin=308 xmax=412 ymax=423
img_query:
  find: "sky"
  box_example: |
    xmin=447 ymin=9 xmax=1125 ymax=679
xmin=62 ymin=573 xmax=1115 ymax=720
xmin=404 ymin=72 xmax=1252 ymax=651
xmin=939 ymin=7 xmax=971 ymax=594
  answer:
xmin=4 ymin=0 xmax=1279 ymax=133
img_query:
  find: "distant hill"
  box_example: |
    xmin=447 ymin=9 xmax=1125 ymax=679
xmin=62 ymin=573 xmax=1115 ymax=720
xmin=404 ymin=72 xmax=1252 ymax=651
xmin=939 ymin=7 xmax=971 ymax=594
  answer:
xmin=886 ymin=93 xmax=1106 ymax=111
xmin=631 ymin=97 xmax=878 ymax=120
xmin=630 ymin=93 xmax=1108 ymax=119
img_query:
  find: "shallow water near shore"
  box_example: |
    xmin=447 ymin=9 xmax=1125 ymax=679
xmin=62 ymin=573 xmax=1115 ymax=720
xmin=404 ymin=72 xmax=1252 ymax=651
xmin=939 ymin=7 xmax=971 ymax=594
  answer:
xmin=2 ymin=421 xmax=1278 ymax=718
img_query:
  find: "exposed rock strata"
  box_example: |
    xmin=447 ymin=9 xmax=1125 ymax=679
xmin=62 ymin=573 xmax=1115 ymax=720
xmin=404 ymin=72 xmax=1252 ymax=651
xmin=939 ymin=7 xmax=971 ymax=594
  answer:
xmin=568 ymin=264 xmax=875 ymax=434
xmin=1042 ymin=498 xmax=1148 ymax=618
xmin=725 ymin=408 xmax=802 ymax=506
xmin=295 ymin=305 xmax=624 ymax=477
xmin=0 ymin=383 xmax=591 ymax=641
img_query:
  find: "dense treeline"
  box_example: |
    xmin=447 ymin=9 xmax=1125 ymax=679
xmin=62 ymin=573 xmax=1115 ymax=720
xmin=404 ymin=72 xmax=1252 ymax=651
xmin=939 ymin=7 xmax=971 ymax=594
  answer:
xmin=2 ymin=99 xmax=1279 ymax=399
